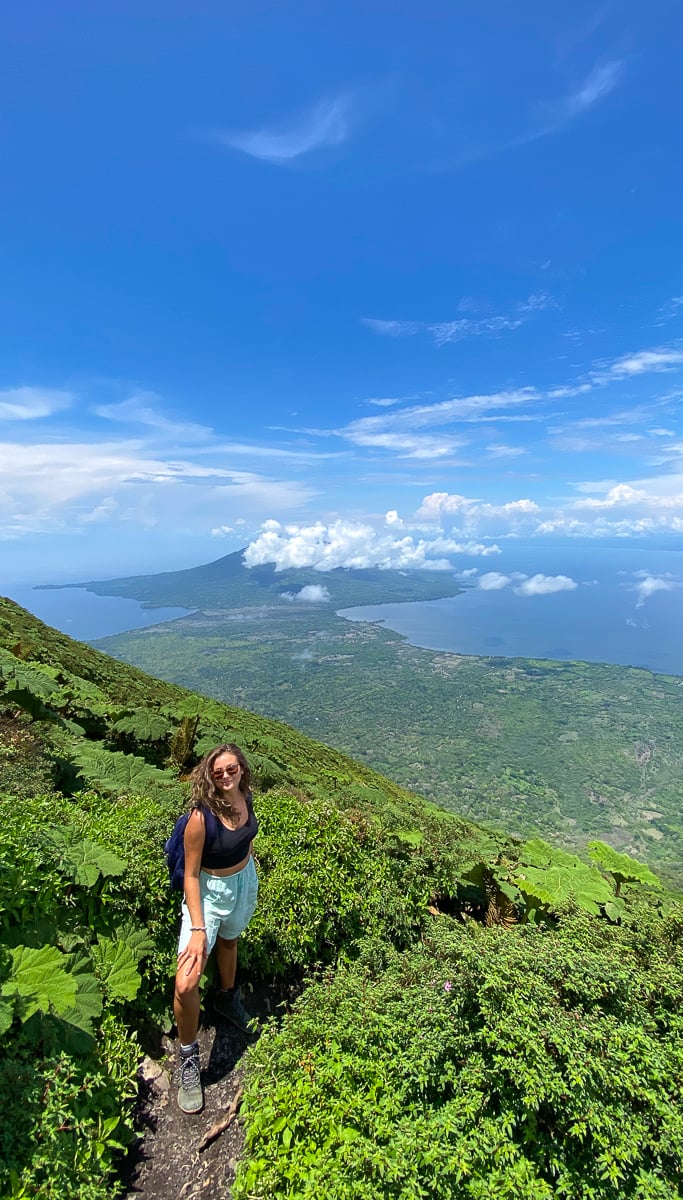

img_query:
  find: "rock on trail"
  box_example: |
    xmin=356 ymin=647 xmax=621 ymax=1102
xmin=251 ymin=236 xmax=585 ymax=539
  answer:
xmin=125 ymin=1011 xmax=257 ymax=1200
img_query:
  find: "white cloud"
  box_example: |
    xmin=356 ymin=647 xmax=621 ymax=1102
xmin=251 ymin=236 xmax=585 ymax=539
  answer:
xmin=518 ymin=291 xmax=555 ymax=313
xmin=573 ymin=483 xmax=649 ymax=510
xmin=486 ymin=443 xmax=525 ymax=458
xmin=0 ymin=387 xmax=75 ymax=421
xmin=0 ymin=440 xmax=315 ymax=539
xmin=416 ymin=492 xmax=541 ymax=535
xmin=215 ymin=95 xmax=352 ymax=164
xmin=514 ymin=574 xmax=578 ymax=596
xmin=479 ymin=572 xmax=512 ymax=590
xmin=632 ymin=573 xmax=678 ymax=607
xmin=404 ymin=471 xmax=683 ymax=541
xmin=282 ymin=584 xmax=331 ymax=603
xmin=572 ymin=479 xmax=618 ymax=494
xmin=385 ymin=510 xmax=403 ymax=527
xmin=80 ymin=496 xmax=119 ymax=524
xmin=346 ymin=430 xmax=468 ymax=459
xmin=243 ymin=517 xmax=496 ymax=572
xmin=605 ymin=348 xmax=683 ymax=379
xmin=428 ymin=537 xmax=501 ymax=557
xmin=211 ymin=524 xmax=235 ymax=536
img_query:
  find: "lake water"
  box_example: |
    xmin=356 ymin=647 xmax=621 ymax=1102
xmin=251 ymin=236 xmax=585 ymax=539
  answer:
xmin=341 ymin=544 xmax=683 ymax=676
xmin=4 ymin=585 xmax=193 ymax=642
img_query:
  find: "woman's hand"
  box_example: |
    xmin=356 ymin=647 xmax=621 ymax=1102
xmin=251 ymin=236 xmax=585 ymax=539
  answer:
xmin=177 ymin=929 xmax=207 ymax=978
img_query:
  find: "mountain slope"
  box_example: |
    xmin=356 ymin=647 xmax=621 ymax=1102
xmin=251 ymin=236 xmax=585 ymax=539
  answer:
xmin=1 ymin=595 xmax=680 ymax=1200
xmin=39 ymin=548 xmax=466 ymax=608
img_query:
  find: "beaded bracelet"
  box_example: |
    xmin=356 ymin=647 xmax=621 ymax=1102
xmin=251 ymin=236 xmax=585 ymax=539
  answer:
xmin=190 ymin=925 xmax=207 ymax=932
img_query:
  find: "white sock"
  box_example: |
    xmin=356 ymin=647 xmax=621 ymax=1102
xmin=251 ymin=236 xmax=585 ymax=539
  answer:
xmin=180 ymin=1040 xmax=198 ymax=1054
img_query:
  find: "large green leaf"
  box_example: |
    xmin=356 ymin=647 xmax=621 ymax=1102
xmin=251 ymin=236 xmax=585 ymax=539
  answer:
xmin=586 ymin=840 xmax=661 ymax=890
xmin=91 ymin=936 xmax=142 ymax=1001
xmin=515 ymin=862 xmax=612 ymax=915
xmin=0 ymin=998 xmax=13 ymax=1036
xmin=45 ymin=827 xmax=127 ymax=885
xmin=112 ymin=709 xmax=173 ymax=742
xmin=70 ymin=744 xmax=172 ymax=794
xmin=1 ymin=945 xmax=77 ymax=1020
xmin=115 ymin=921 xmax=155 ymax=963
xmin=0 ymin=652 xmax=59 ymax=700
xmin=516 ymin=837 xmax=554 ymax=868
xmin=512 ymin=840 xmax=613 ymax=915
xmin=60 ymin=970 xmax=103 ymax=1037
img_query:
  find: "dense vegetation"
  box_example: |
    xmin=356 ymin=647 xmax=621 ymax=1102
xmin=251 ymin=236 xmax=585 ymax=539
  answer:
xmin=99 ymin=598 xmax=683 ymax=889
xmin=1 ymin=595 xmax=681 ymax=1199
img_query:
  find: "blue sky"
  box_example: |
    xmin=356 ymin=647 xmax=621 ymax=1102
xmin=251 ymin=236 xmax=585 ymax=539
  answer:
xmin=3 ymin=0 xmax=683 ymax=586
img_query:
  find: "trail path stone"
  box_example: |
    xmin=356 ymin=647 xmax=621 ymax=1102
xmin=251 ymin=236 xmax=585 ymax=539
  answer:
xmin=125 ymin=1012 xmax=255 ymax=1200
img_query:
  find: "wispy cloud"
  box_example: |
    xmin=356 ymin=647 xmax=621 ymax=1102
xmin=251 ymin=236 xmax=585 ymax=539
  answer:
xmin=93 ymin=391 xmax=212 ymax=442
xmin=365 ymin=397 xmax=412 ymax=408
xmin=630 ymin=571 xmax=680 ymax=608
xmin=362 ymin=293 xmax=554 ymax=346
xmin=449 ymin=59 xmax=624 ymax=169
xmin=522 ymin=60 xmax=623 ymax=145
xmin=214 ymin=95 xmax=352 ymax=164
xmin=361 ymin=319 xmax=420 ymax=338
xmin=94 ymin=392 xmax=342 ymax=463
xmin=656 ymin=296 xmax=683 ymax=325
xmin=549 ymin=342 xmax=683 ymax=407
xmin=0 ymin=387 xmax=75 ymax=421
xmin=486 ymin=443 xmax=526 ymax=458
xmin=430 ymin=315 xmax=524 ymax=346
xmin=605 ymin=348 xmax=683 ymax=379
xmin=344 ymin=389 xmax=538 ymax=440
xmin=345 ymin=430 xmax=468 ymax=460
xmin=559 ymin=61 xmax=622 ymax=120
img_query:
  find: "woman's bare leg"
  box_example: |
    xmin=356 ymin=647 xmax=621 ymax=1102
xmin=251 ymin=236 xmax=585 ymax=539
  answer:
xmin=215 ymin=935 xmax=238 ymax=991
xmin=174 ymin=960 xmax=203 ymax=1043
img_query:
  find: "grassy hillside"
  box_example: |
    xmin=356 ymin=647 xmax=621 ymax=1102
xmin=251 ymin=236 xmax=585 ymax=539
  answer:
xmin=0 ymin=596 xmax=680 ymax=1200
xmin=98 ymin=601 xmax=683 ymax=889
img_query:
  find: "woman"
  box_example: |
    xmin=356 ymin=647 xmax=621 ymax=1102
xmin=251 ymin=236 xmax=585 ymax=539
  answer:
xmin=173 ymin=743 xmax=259 ymax=1115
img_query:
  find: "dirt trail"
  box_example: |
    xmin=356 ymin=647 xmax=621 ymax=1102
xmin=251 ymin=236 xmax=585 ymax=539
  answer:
xmin=125 ymin=992 xmax=270 ymax=1200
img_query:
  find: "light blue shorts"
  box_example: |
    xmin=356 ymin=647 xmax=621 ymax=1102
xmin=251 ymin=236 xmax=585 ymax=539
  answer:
xmin=178 ymin=856 xmax=258 ymax=955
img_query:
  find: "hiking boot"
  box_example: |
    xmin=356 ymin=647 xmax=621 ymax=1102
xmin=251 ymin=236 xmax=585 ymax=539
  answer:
xmin=214 ymin=986 xmax=253 ymax=1035
xmin=176 ymin=1046 xmax=203 ymax=1114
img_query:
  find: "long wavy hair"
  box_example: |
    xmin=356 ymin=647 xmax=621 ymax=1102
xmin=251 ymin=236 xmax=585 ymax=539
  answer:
xmin=189 ymin=743 xmax=251 ymax=816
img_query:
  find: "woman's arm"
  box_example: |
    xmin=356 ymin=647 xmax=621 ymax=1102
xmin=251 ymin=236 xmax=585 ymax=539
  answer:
xmin=177 ymin=808 xmax=208 ymax=978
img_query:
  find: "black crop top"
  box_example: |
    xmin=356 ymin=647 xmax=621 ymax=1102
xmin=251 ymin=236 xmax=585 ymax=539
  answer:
xmin=199 ymin=792 xmax=258 ymax=870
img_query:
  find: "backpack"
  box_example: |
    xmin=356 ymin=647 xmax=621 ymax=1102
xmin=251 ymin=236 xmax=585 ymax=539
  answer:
xmin=164 ymin=805 xmax=219 ymax=891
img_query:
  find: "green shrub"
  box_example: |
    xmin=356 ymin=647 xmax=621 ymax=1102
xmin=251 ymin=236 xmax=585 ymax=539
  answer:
xmin=235 ymin=908 xmax=683 ymax=1199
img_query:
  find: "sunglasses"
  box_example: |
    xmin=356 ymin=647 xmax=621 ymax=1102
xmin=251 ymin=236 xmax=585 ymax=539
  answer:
xmin=212 ymin=764 xmax=240 ymax=779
